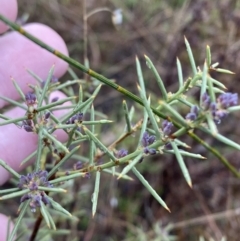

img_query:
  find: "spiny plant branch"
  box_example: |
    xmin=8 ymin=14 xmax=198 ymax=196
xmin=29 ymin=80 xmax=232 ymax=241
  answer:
xmin=0 ymin=14 xmax=239 ymax=179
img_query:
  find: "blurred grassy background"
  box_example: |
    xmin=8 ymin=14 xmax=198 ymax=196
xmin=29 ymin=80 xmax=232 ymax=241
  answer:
xmin=13 ymin=0 xmax=240 ymax=240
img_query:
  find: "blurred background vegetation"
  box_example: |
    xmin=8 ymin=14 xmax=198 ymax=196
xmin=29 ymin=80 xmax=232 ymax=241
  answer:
xmin=8 ymin=0 xmax=240 ymax=240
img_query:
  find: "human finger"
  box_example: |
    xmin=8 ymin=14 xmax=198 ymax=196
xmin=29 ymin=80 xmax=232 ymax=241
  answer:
xmin=0 ymin=23 xmax=69 ymax=108
xmin=0 ymin=214 xmax=13 ymax=241
xmin=0 ymin=0 xmax=18 ymax=34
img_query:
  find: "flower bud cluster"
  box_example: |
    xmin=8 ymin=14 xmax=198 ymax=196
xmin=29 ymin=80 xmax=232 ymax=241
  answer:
xmin=18 ymin=170 xmax=52 ymax=212
xmin=201 ymin=92 xmax=238 ymax=123
xmin=218 ymin=92 xmax=238 ymax=108
xmin=141 ymin=132 xmax=156 ymax=155
xmin=21 ymin=192 xmax=50 ymax=213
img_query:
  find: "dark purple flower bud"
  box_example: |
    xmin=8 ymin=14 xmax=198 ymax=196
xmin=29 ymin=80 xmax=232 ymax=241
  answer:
xmin=164 ymin=142 xmax=172 ymax=150
xmin=210 ymin=102 xmax=217 ymax=117
xmin=38 ymin=170 xmax=48 ymax=178
xmin=185 ymin=105 xmax=199 ymax=121
xmin=20 ymin=193 xmax=30 ymax=203
xmin=201 ymin=92 xmax=211 ymax=110
xmin=23 ymin=125 xmax=34 ymax=132
xmin=32 ymin=194 xmax=41 ymax=206
xmin=84 ymin=173 xmax=91 ymax=179
xmin=39 ymin=176 xmax=47 ymax=185
xmin=148 ymin=135 xmax=156 ymax=145
xmin=41 ymin=194 xmax=50 ymax=205
xmin=44 ymin=112 xmax=51 ymax=120
xmin=25 ymin=92 xmax=37 ymax=106
xmin=148 ymin=148 xmax=157 ymax=155
xmin=191 ymin=105 xmax=199 ymax=115
xmin=143 ymin=147 xmax=149 ymax=154
xmin=185 ymin=112 xmax=197 ymax=121
xmin=40 ymin=175 xmax=52 ymax=188
xmin=162 ymin=120 xmax=169 ymax=129
xmin=143 ymin=147 xmax=156 ymax=155
xmin=162 ymin=121 xmax=173 ymax=136
xmin=51 ymin=75 xmax=59 ymax=83
xmin=141 ymin=132 xmax=149 ymax=147
xmin=116 ymin=149 xmax=128 ymax=158
xmin=29 ymin=182 xmax=38 ymax=191
xmin=73 ymin=161 xmax=83 ymax=170
xmin=22 ymin=120 xmax=34 ymax=132
xmin=66 ymin=113 xmax=84 ymax=124
xmin=141 ymin=131 xmax=156 ymax=147
xmin=71 ymin=116 xmax=77 ymax=123
xmin=51 ymin=97 xmax=59 ymax=103
xmin=219 ymin=95 xmax=229 ymax=108
xmin=26 ymin=173 xmax=33 ymax=180
xmin=201 ymin=92 xmax=209 ymax=102
xmin=18 ymin=175 xmax=29 ymax=188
